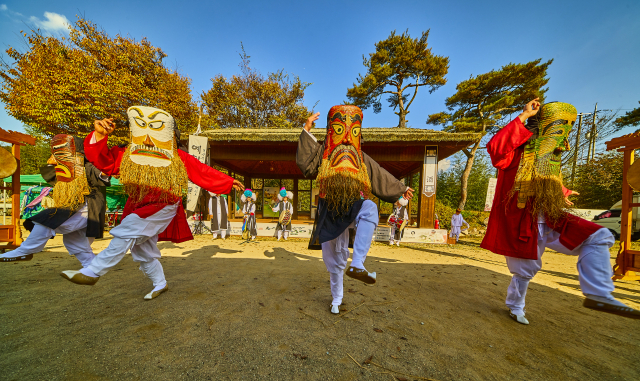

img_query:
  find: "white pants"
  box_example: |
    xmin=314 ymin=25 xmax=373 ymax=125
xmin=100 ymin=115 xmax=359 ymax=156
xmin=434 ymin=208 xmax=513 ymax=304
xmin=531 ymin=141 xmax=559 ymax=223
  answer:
xmin=450 ymin=225 xmax=461 ymax=240
xmin=212 ymin=230 xmax=227 ymax=239
xmin=505 ymin=224 xmax=615 ymax=315
xmin=322 ymin=200 xmax=378 ymax=306
xmin=0 ymin=204 xmax=95 ymax=267
xmin=87 ymin=204 xmax=178 ymax=291
xmin=277 ymin=230 xmax=289 ymax=240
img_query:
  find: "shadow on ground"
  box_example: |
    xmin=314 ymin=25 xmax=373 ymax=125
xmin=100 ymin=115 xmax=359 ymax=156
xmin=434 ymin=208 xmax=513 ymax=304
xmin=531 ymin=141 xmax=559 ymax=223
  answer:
xmin=0 ymin=237 xmax=639 ymax=381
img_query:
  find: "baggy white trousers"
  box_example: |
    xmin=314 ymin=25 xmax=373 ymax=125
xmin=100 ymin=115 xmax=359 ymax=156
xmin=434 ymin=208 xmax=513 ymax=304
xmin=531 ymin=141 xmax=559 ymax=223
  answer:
xmin=321 ymin=200 xmax=378 ymax=305
xmin=505 ymin=224 xmax=615 ymax=315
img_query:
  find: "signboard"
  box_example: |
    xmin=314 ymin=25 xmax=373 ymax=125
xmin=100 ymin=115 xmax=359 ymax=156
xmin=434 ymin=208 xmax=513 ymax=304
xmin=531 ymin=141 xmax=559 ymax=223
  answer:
xmin=186 ymin=135 xmax=210 ymax=212
xmin=226 ymin=221 xmax=313 ymax=238
xmin=373 ymin=226 xmax=448 ymax=244
xmin=422 ymin=148 xmax=438 ymax=197
xmin=484 ymin=178 xmax=498 ymax=212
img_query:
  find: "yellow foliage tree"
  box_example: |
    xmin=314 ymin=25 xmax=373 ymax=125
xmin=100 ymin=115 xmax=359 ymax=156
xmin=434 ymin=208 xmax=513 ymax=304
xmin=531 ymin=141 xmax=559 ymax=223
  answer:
xmin=0 ymin=17 xmax=197 ymax=145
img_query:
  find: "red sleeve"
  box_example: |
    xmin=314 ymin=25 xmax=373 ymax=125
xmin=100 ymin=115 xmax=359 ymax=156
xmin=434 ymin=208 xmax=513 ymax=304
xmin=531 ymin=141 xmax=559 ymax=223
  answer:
xmin=83 ymin=131 xmax=125 ymax=176
xmin=561 ymin=186 xmax=572 ymax=197
xmin=177 ymin=150 xmax=234 ymax=195
xmin=486 ymin=118 xmax=533 ymax=170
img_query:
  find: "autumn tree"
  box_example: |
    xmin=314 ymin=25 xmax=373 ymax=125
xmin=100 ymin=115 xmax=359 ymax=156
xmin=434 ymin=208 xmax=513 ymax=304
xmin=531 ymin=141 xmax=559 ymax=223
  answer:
xmin=0 ymin=17 xmax=197 ymax=145
xmin=201 ymin=45 xmax=312 ymax=129
xmin=571 ymin=151 xmax=623 ymax=209
xmin=427 ymin=59 xmax=552 ymax=209
xmin=346 ymin=30 xmax=449 ymax=128
xmin=614 ymin=101 xmax=640 ymax=130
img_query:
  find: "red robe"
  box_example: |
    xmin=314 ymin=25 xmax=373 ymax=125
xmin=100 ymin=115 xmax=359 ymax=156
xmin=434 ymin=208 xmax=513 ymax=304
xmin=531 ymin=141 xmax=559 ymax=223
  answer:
xmin=84 ymin=132 xmax=234 ymax=243
xmin=480 ymin=118 xmax=602 ymax=260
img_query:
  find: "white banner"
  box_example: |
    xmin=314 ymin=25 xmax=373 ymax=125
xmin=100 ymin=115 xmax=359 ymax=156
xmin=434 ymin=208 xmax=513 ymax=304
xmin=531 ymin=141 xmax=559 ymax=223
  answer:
xmin=484 ymin=178 xmax=498 ymax=211
xmin=186 ymin=135 xmax=210 ymax=212
xmin=422 ymin=148 xmax=438 ymax=197
xmin=374 ymin=226 xmax=448 ymax=244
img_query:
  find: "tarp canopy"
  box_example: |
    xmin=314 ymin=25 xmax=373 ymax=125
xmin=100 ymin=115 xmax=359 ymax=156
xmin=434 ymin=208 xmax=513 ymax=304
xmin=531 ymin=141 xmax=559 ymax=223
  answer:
xmin=2 ymin=174 xmax=127 ymax=210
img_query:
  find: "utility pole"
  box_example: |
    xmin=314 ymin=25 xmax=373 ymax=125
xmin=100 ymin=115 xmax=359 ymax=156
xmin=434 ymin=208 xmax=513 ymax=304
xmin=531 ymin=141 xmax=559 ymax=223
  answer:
xmin=590 ymin=103 xmax=598 ymax=161
xmin=570 ymin=113 xmax=584 ymax=186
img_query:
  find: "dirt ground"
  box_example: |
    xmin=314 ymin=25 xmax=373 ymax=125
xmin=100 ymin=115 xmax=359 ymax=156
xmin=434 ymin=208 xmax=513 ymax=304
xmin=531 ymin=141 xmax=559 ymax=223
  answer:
xmin=1 ymin=230 xmax=639 ymax=381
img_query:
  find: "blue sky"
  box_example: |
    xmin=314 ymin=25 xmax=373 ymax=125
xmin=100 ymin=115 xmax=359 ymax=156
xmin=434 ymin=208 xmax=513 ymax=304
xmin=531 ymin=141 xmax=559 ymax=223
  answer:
xmin=1 ymin=0 xmax=639 ymax=141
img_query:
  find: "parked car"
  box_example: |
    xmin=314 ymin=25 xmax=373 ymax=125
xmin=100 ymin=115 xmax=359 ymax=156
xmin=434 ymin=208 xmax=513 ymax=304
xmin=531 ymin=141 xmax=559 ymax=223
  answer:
xmin=592 ymin=197 xmax=640 ymax=240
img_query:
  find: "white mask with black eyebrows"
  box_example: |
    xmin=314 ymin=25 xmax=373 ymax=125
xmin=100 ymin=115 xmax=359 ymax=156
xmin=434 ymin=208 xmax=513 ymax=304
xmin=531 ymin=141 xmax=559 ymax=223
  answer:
xmin=127 ymin=106 xmax=175 ymax=168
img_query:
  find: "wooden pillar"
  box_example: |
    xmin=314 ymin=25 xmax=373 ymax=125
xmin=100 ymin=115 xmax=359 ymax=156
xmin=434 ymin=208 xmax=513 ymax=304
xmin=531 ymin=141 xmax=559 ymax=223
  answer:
xmin=11 ymin=144 xmax=22 ymax=245
xmin=292 ymin=179 xmax=299 ymax=220
xmin=616 ymin=149 xmax=634 ymax=277
xmin=418 ymin=147 xmax=438 ymax=229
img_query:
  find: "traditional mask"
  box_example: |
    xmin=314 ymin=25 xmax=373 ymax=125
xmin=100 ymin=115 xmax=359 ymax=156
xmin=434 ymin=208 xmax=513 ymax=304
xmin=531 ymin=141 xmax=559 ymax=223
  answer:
xmin=49 ymin=134 xmax=85 ymax=183
xmin=127 ymin=106 xmax=175 ymax=167
xmin=323 ymin=105 xmax=364 ymax=173
xmin=514 ymin=102 xmax=577 ymax=219
xmin=317 ymin=105 xmax=371 ymax=215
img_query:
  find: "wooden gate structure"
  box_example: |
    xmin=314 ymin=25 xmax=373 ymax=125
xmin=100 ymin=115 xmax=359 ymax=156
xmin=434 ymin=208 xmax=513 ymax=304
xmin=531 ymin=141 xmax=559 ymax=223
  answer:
xmin=0 ymin=127 xmax=36 ymax=252
xmin=606 ymin=132 xmax=640 ymax=281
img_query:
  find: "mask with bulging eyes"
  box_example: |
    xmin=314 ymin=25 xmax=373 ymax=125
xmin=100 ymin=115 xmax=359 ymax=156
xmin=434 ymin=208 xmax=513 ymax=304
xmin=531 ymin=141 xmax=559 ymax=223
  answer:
xmin=50 ymin=134 xmax=85 ymax=183
xmin=323 ymin=105 xmax=364 ymax=174
xmin=127 ymin=106 xmax=175 ymax=167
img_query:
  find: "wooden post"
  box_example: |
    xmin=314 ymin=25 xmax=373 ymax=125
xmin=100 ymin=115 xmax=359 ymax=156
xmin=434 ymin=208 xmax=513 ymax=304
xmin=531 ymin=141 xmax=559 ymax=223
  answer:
xmin=418 ymin=147 xmax=438 ymax=228
xmin=616 ymin=149 xmax=634 ymax=277
xmin=292 ymin=178 xmax=299 ymax=221
xmin=11 ymin=144 xmax=22 ymax=245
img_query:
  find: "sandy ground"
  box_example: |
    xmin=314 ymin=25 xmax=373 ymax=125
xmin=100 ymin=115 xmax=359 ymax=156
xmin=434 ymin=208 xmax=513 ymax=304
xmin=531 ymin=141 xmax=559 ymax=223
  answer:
xmin=1 ymin=230 xmax=639 ymax=381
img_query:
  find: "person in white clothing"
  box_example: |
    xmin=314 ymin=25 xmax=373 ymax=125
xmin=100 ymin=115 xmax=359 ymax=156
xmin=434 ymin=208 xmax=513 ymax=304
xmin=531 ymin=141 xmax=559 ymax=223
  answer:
xmin=450 ymin=209 xmax=469 ymax=242
xmin=208 ymin=192 xmax=229 ymax=240
xmin=272 ymin=187 xmax=294 ymax=241
xmin=241 ymin=189 xmax=258 ymax=241
xmin=388 ymin=197 xmax=409 ymax=246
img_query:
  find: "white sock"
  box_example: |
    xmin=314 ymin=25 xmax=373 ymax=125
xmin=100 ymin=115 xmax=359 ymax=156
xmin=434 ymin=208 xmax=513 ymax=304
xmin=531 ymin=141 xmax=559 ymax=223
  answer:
xmin=79 ymin=268 xmax=99 ymax=278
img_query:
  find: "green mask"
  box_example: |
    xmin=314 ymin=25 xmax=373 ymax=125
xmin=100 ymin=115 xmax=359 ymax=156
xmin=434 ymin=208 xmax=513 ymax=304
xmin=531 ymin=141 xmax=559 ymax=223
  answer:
xmin=514 ymin=102 xmax=577 ymax=210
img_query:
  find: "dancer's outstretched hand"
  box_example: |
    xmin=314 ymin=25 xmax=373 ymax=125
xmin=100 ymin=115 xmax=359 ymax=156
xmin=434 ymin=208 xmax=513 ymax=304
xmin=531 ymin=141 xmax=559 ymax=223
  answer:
xmin=403 ymin=187 xmax=415 ymax=200
xmin=232 ymin=179 xmax=245 ymax=192
xmin=94 ymin=118 xmax=116 ymax=141
xmin=518 ymin=98 xmax=541 ymax=123
xmin=304 ymin=112 xmax=321 ymax=132
xmin=564 ymin=190 xmax=579 ymax=206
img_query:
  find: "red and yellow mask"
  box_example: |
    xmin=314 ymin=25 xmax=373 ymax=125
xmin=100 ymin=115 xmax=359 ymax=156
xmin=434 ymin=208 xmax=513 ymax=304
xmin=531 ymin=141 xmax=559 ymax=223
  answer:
xmin=317 ymin=105 xmax=371 ymax=214
xmin=48 ymin=134 xmax=85 ymax=183
xmin=323 ymin=105 xmax=364 ymax=173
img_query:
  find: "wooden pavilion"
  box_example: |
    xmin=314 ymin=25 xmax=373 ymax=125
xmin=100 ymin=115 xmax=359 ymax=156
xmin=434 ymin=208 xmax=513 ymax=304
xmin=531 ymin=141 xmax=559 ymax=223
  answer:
xmin=200 ymin=127 xmax=480 ymax=228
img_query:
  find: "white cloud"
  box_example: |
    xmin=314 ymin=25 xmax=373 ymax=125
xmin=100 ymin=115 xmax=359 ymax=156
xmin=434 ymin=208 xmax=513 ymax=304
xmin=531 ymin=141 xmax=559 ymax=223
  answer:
xmin=438 ymin=159 xmax=451 ymax=172
xmin=29 ymin=11 xmax=70 ymax=33
xmin=0 ymin=4 xmax=8 ymax=11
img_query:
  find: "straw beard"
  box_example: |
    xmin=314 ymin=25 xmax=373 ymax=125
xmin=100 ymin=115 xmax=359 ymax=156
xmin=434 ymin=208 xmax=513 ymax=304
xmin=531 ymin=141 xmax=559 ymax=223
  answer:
xmin=119 ymin=148 xmax=189 ymax=204
xmin=317 ymin=144 xmax=371 ymax=216
xmin=52 ymin=175 xmax=92 ymax=211
xmin=512 ymin=149 xmax=568 ymax=223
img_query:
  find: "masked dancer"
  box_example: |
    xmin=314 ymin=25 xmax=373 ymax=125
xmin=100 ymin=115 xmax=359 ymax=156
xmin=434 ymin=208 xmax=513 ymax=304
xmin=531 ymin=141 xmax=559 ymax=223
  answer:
xmin=61 ymin=106 xmax=244 ymax=299
xmin=297 ymin=106 xmax=414 ymax=314
xmin=0 ymin=135 xmax=110 ymax=267
xmin=272 ymin=187 xmax=294 ymax=241
xmin=208 ymin=192 xmax=229 ymax=240
xmin=482 ymin=99 xmax=640 ymax=323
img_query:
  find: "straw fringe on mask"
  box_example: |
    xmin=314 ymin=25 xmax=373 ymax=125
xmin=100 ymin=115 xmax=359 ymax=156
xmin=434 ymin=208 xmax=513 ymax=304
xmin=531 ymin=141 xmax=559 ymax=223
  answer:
xmin=119 ymin=148 xmax=188 ymax=204
xmin=52 ymin=175 xmax=92 ymax=211
xmin=317 ymin=158 xmax=371 ymax=216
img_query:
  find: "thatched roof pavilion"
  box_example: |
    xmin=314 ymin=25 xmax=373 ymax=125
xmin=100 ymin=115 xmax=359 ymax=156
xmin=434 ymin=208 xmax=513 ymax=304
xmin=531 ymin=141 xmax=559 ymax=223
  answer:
xmin=200 ymin=127 xmax=480 ymax=228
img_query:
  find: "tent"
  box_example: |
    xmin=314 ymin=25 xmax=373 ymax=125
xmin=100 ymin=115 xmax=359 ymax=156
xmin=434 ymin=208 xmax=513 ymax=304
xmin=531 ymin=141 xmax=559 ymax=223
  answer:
xmin=2 ymin=174 xmax=127 ymax=211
